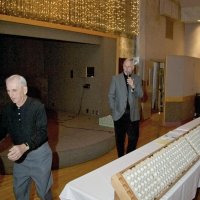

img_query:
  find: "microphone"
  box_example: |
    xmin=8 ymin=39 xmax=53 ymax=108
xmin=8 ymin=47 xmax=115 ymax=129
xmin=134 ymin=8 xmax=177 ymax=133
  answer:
xmin=127 ymin=72 xmax=134 ymax=90
xmin=127 ymin=72 xmax=131 ymax=88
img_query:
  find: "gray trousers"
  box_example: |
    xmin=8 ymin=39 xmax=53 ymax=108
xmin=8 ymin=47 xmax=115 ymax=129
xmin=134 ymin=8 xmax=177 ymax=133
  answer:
xmin=13 ymin=142 xmax=53 ymax=200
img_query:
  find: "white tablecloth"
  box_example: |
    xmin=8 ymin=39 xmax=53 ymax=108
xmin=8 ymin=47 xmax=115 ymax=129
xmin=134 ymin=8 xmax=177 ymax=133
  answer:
xmin=176 ymin=117 xmax=200 ymax=131
xmin=60 ymin=119 xmax=200 ymax=200
xmin=161 ymin=160 xmax=200 ymax=200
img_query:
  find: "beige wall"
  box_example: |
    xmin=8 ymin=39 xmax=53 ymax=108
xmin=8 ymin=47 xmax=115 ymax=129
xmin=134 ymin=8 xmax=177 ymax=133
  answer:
xmin=185 ymin=24 xmax=200 ymax=58
xmin=165 ymin=56 xmax=196 ymax=97
xmin=0 ymin=21 xmax=102 ymax=45
xmin=165 ymin=55 xmax=200 ymax=124
xmin=137 ymin=0 xmax=185 ymax=120
xmin=46 ymin=38 xmax=116 ymax=115
xmin=139 ymin=0 xmax=184 ymax=63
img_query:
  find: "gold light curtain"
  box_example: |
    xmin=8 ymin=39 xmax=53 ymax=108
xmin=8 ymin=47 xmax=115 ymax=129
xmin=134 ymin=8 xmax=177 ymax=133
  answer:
xmin=0 ymin=0 xmax=139 ymax=37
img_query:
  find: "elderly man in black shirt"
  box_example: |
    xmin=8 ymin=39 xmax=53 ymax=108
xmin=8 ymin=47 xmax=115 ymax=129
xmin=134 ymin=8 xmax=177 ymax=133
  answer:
xmin=0 ymin=74 xmax=53 ymax=200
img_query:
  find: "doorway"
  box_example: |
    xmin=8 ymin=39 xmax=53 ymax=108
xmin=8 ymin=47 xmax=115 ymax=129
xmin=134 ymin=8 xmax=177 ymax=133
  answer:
xmin=150 ymin=61 xmax=165 ymax=114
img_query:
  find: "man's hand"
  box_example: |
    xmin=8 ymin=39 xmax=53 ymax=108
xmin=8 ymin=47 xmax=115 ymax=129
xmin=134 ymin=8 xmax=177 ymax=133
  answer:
xmin=127 ymin=77 xmax=135 ymax=89
xmin=7 ymin=144 xmax=27 ymax=161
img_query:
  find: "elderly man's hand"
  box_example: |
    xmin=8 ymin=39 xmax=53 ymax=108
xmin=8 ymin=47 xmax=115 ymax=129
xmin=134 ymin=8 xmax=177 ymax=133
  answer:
xmin=7 ymin=144 xmax=27 ymax=161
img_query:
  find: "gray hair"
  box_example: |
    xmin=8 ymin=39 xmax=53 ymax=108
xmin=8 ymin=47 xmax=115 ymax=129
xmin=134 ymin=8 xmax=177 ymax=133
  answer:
xmin=6 ymin=74 xmax=27 ymax=86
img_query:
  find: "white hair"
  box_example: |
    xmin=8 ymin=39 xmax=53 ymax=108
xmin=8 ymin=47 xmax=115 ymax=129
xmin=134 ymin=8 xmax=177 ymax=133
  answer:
xmin=6 ymin=74 xmax=27 ymax=86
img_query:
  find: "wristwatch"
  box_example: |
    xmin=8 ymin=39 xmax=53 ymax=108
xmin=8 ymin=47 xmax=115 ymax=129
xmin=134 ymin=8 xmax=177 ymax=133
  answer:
xmin=25 ymin=142 xmax=30 ymax=151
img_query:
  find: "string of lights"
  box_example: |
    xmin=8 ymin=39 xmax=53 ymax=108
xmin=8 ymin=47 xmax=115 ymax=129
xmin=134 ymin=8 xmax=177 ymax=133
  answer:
xmin=0 ymin=0 xmax=139 ymax=37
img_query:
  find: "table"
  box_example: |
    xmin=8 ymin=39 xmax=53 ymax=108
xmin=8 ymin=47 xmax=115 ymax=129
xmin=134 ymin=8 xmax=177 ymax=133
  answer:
xmin=60 ymin=118 xmax=200 ymax=200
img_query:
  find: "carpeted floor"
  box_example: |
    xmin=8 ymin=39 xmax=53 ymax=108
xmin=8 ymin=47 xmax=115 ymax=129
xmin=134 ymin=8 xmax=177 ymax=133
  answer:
xmin=0 ymin=111 xmax=115 ymax=174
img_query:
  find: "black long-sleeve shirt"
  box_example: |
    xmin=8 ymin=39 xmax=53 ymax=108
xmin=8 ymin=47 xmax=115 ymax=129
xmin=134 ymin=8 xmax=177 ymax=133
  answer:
xmin=123 ymin=73 xmax=130 ymax=112
xmin=0 ymin=97 xmax=48 ymax=151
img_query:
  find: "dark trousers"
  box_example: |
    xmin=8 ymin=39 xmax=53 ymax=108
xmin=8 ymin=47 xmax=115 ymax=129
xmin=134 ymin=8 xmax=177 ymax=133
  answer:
xmin=114 ymin=112 xmax=140 ymax=157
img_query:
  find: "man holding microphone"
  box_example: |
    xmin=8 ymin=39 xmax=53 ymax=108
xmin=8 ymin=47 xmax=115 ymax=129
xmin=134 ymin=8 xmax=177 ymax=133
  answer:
xmin=108 ymin=58 xmax=143 ymax=157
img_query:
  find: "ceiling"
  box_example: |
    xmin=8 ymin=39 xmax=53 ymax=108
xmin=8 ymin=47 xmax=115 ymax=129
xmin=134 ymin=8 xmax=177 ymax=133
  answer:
xmin=180 ymin=0 xmax=200 ymax=23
